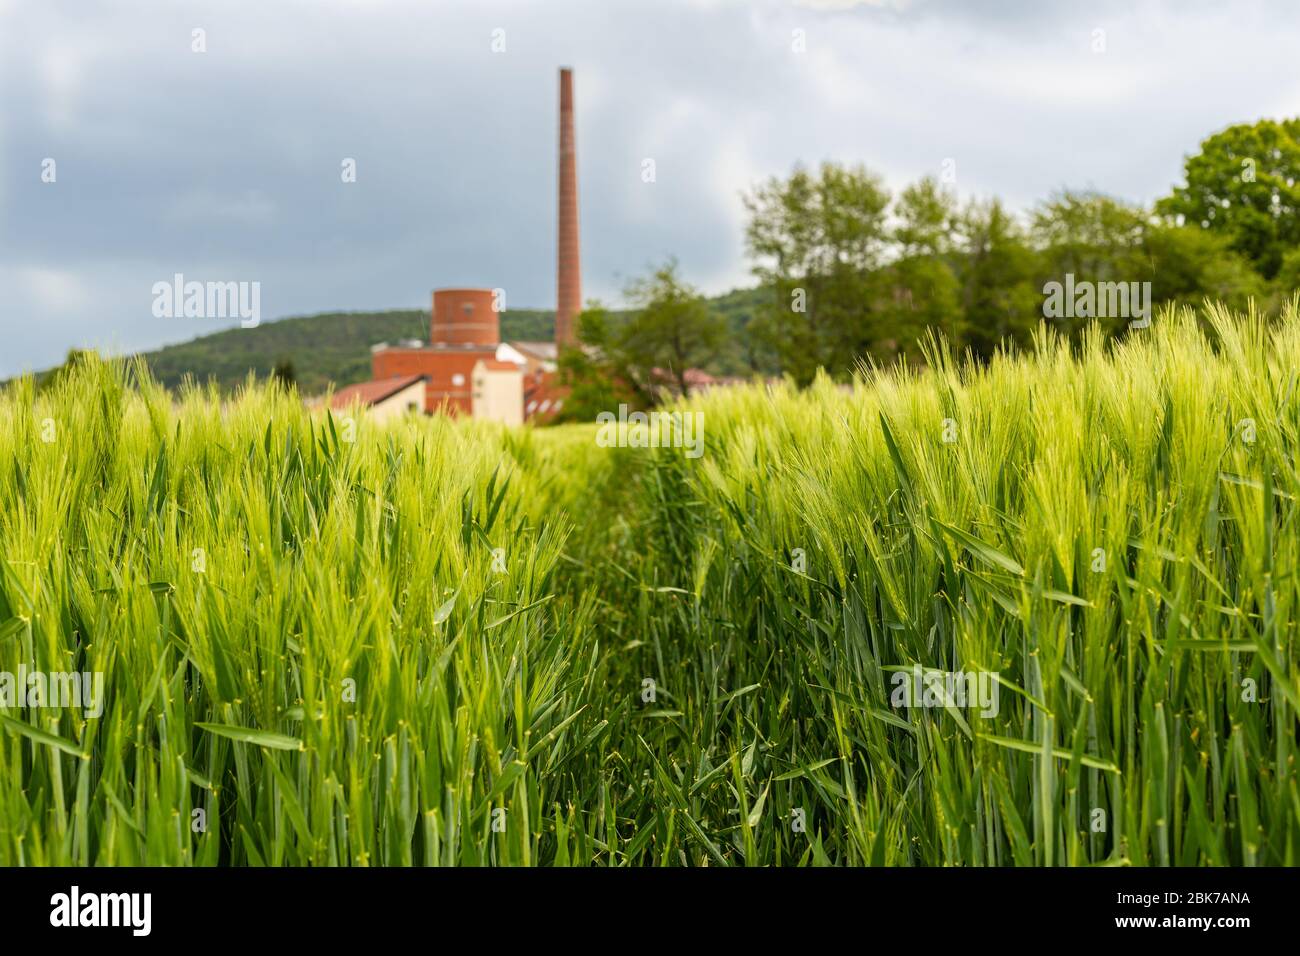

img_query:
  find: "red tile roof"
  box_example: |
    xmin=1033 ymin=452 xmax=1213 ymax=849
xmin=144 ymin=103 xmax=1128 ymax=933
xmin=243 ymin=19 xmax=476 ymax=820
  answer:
xmin=523 ymin=370 xmax=569 ymax=421
xmin=330 ymin=374 xmax=426 ymax=410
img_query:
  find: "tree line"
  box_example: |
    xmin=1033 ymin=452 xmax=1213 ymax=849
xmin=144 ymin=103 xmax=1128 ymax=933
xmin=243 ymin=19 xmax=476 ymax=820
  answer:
xmin=560 ymin=117 xmax=1300 ymax=413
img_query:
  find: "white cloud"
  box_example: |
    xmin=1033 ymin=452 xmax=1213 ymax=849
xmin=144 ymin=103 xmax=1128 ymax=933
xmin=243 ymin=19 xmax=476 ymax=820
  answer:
xmin=794 ymin=0 xmax=913 ymax=10
xmin=41 ymin=47 xmax=83 ymax=130
xmin=20 ymin=266 xmax=90 ymax=312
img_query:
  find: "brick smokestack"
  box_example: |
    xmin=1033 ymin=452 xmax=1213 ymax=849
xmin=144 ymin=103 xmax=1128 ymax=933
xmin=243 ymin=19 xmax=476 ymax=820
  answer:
xmin=556 ymin=67 xmax=580 ymax=348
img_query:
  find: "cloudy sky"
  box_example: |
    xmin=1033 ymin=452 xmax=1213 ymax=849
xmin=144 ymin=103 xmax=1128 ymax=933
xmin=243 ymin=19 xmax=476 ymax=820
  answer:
xmin=3 ymin=0 xmax=1299 ymax=377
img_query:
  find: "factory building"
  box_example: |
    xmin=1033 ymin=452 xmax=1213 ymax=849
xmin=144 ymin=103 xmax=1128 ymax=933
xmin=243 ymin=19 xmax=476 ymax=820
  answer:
xmin=328 ymin=374 xmax=427 ymax=423
xmin=333 ymin=67 xmax=580 ymax=425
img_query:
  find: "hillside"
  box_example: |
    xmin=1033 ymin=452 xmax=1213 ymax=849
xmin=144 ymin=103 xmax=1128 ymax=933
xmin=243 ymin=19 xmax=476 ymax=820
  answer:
xmin=92 ymin=287 xmax=770 ymax=396
xmin=140 ymin=308 xmax=556 ymax=396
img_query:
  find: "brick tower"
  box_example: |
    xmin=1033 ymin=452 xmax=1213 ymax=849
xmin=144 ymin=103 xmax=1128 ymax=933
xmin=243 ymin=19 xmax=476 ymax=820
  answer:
xmin=555 ymin=67 xmax=581 ymax=348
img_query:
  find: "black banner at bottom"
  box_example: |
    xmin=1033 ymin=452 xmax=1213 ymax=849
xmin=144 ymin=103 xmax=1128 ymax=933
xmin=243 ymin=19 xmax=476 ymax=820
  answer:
xmin=0 ymin=865 xmax=1280 ymax=942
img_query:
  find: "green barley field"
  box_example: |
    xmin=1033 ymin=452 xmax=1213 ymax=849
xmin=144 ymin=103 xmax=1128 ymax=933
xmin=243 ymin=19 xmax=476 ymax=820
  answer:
xmin=1 ymin=303 xmax=1298 ymax=866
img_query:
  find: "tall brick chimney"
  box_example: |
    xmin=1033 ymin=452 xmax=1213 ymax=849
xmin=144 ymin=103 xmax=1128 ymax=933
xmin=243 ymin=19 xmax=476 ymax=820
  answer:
xmin=555 ymin=67 xmax=581 ymax=349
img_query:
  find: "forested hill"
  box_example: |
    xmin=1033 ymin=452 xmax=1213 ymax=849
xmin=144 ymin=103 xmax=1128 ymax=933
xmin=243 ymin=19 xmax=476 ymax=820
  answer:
xmin=139 ymin=307 xmax=550 ymax=396
xmin=79 ymin=287 xmax=766 ymax=395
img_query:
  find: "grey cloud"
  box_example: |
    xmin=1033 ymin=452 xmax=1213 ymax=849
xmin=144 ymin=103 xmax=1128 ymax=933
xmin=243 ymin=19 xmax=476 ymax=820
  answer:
xmin=3 ymin=0 xmax=1299 ymax=376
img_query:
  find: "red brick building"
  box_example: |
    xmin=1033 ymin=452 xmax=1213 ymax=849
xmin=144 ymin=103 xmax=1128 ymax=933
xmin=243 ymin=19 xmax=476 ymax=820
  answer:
xmin=335 ymin=68 xmax=580 ymax=425
xmin=370 ymin=289 xmax=500 ymax=415
xmin=367 ymin=288 xmax=565 ymax=421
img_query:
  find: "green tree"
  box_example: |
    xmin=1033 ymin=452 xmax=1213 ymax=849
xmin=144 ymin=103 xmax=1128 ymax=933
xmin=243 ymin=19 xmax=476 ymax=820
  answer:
xmin=744 ymin=161 xmax=891 ymax=385
xmin=554 ymin=305 xmax=642 ymax=422
xmin=1032 ymin=191 xmax=1149 ymax=335
xmin=1272 ymin=247 xmax=1300 ymax=305
xmin=555 ymin=262 xmax=724 ymax=419
xmin=619 ymin=260 xmax=725 ymax=397
xmin=1143 ymin=223 xmax=1263 ymax=313
xmin=884 ymin=178 xmax=963 ymax=355
xmin=955 ymin=198 xmax=1042 ymax=359
xmin=1156 ymin=119 xmax=1300 ymax=279
xmin=894 ymin=176 xmax=956 ymax=257
xmin=271 ymin=358 xmax=297 ymax=391
xmin=40 ymin=348 xmax=97 ymax=391
xmin=1031 ymin=190 xmax=1147 ymax=273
